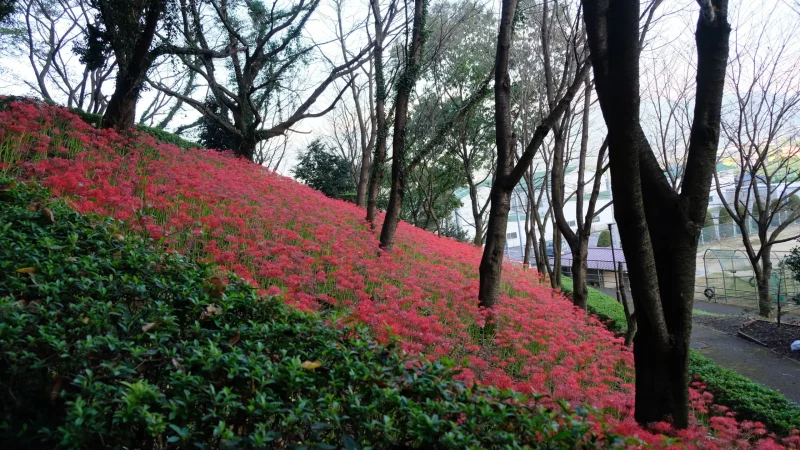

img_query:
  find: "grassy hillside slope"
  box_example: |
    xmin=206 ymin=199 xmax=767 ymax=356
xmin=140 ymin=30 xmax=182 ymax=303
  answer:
xmin=1 ymin=179 xmax=638 ymax=448
xmin=2 ymin=99 xmax=798 ymax=448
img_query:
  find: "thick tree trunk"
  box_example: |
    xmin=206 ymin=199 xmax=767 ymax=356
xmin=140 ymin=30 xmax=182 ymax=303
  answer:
xmin=103 ymin=85 xmax=141 ymax=130
xmin=236 ymin=135 xmax=257 ymax=161
xmin=102 ymin=0 xmax=164 ymax=131
xmin=633 ymin=325 xmax=689 ymax=425
xmin=379 ymin=148 xmax=406 ymax=249
xmin=581 ymin=0 xmax=730 ymax=429
xmin=478 ymin=188 xmax=512 ymax=307
xmin=378 ymin=0 xmax=425 ymax=250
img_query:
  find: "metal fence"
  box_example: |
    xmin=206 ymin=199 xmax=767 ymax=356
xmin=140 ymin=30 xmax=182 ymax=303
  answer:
xmin=699 ymin=249 xmax=800 ymax=314
xmin=698 ymin=210 xmax=800 ymax=246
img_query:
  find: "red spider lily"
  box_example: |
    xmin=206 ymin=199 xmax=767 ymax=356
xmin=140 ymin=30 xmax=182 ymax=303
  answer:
xmin=1 ymin=98 xmax=797 ymax=449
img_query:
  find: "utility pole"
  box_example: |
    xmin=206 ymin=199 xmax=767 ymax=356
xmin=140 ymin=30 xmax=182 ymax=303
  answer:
xmin=608 ymin=223 xmax=620 ymax=303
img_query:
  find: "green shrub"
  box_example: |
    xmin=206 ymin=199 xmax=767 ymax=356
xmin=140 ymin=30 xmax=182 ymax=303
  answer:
xmin=0 ymin=179 xmax=634 ymax=449
xmin=67 ymin=109 xmax=199 ymax=150
xmin=596 ymin=230 xmax=611 ymax=248
xmin=688 ymin=353 xmax=800 ymax=435
xmin=560 ymin=277 xmax=627 ymax=332
xmin=561 ymin=277 xmax=800 ymax=436
xmin=138 ymin=124 xmax=199 ymax=150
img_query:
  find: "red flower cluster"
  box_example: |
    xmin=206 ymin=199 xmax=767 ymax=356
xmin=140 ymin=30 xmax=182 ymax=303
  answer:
xmin=1 ymin=100 xmax=797 ymax=449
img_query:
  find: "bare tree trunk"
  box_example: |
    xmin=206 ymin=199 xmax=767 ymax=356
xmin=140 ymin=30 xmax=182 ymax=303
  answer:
xmin=755 ymin=249 xmax=774 ymax=317
xmin=551 ymin=227 xmax=562 ymax=289
xmin=366 ymin=0 xmax=389 ymax=225
xmin=479 ymin=0 xmax=587 ymax=308
xmin=551 ymin=75 xmax=608 ymax=309
xmin=523 ymin=195 xmax=533 ymax=268
xmin=473 ymin=213 xmax=484 ymax=245
xmin=379 ymin=0 xmax=425 ymax=250
xmin=581 ymin=0 xmax=730 ymax=428
xmin=618 ymin=261 xmax=637 ymax=347
xmin=479 ymin=187 xmax=513 ymax=305
xmin=534 ymin=209 xmax=551 ymax=277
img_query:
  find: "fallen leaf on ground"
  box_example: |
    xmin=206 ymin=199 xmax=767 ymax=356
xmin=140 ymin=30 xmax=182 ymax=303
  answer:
xmin=40 ymin=207 xmax=55 ymax=224
xmin=229 ymin=331 xmax=241 ymax=346
xmin=301 ymin=360 xmax=323 ymax=370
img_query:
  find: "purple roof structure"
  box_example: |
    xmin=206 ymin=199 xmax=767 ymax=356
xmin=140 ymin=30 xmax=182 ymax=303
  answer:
xmin=556 ymin=247 xmax=627 ymax=271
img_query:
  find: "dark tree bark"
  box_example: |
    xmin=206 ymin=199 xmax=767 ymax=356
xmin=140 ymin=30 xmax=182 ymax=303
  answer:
xmin=552 ymin=76 xmax=611 ymax=309
xmin=102 ymin=0 xmax=165 ymax=130
xmin=479 ymin=0 xmax=588 ymax=309
xmin=378 ymin=0 xmax=426 ymax=250
xmin=366 ymin=0 xmax=394 ymax=225
xmin=581 ymin=0 xmax=730 ymax=428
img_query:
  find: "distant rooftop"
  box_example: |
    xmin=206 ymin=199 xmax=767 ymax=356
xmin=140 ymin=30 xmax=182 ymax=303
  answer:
xmin=560 ymin=247 xmax=626 ymax=271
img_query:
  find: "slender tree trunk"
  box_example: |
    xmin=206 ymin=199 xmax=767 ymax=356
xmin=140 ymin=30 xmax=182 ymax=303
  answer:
xmin=102 ymin=0 xmax=164 ymax=131
xmin=357 ymin=145 xmax=372 ymax=207
xmin=480 ymin=0 xmax=585 ymax=308
xmin=535 ymin=211 xmax=551 ymax=277
xmin=520 ymin=186 xmax=532 ymax=269
xmin=366 ymin=0 xmax=388 ymax=225
xmin=531 ymin=208 xmax=546 ymax=274
xmin=755 ymin=252 xmax=773 ymax=317
xmin=551 ymin=228 xmax=562 ymax=289
xmin=378 ymin=0 xmax=425 ymax=250
xmin=571 ymin=239 xmax=589 ymax=309
xmin=618 ymin=261 xmax=637 ymax=346
xmin=473 ymin=214 xmax=484 ymax=246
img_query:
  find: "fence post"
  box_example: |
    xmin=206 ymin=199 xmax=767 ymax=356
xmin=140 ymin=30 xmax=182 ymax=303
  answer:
xmin=721 ymin=265 xmax=729 ymax=303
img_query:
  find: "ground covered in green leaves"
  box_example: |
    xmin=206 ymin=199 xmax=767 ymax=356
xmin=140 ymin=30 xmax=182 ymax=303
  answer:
xmin=0 ymin=179 xmax=634 ymax=449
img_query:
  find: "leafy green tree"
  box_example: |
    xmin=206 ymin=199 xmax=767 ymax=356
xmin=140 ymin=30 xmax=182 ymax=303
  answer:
xmin=0 ymin=0 xmax=14 ymax=24
xmin=701 ymin=210 xmax=716 ymax=242
xmin=198 ymin=97 xmax=240 ymax=151
xmin=293 ymin=140 xmax=357 ymax=202
xmin=597 ymin=230 xmax=611 ymax=248
xmin=80 ymin=0 xmax=168 ymax=130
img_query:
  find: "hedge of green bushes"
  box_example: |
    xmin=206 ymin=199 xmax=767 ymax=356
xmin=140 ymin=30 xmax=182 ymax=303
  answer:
xmin=688 ymin=353 xmax=800 ymax=435
xmin=0 ymin=179 xmax=636 ymax=449
xmin=560 ymin=277 xmax=627 ymax=332
xmin=69 ymin=108 xmax=200 ymax=150
xmin=560 ymin=277 xmax=800 ymax=435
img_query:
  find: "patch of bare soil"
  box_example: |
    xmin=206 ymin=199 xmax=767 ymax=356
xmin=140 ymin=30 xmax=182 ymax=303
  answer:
xmin=741 ymin=320 xmax=800 ymax=362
